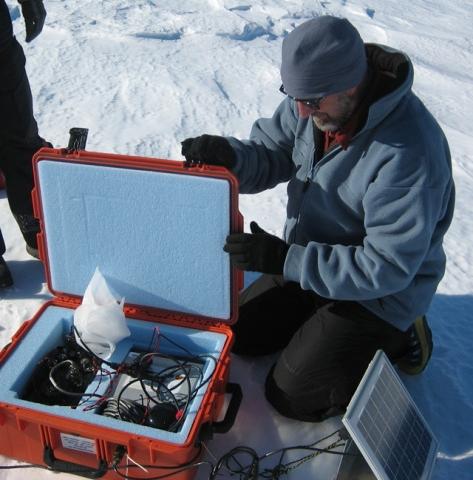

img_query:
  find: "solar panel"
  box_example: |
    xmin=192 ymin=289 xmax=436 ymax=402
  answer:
xmin=340 ymin=350 xmax=438 ymax=480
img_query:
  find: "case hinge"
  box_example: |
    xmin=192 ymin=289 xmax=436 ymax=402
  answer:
xmin=55 ymin=295 xmax=82 ymax=308
xmin=127 ymin=307 xmax=228 ymax=331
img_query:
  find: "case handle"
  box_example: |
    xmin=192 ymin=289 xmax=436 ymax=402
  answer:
xmin=212 ymin=382 xmax=242 ymax=434
xmin=43 ymin=446 xmax=108 ymax=479
xmin=67 ymin=127 xmax=89 ymax=152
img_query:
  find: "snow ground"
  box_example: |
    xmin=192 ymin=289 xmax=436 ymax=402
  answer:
xmin=1 ymin=1 xmax=473 ymax=479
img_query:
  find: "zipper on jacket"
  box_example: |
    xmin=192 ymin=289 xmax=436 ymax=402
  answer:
xmin=292 ymin=145 xmax=315 ymax=242
xmin=309 ymin=144 xmax=342 ymax=179
xmin=292 ymin=143 xmax=342 ymax=243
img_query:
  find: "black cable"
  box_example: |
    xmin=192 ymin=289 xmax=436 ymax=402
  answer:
xmin=114 ymin=377 xmax=152 ymax=423
xmin=144 ymin=357 xmax=192 ymax=432
xmin=261 ymin=443 xmax=348 ymax=460
xmin=259 ymin=443 xmax=347 ymax=479
xmin=111 ymin=444 xmax=211 ymax=480
xmin=48 ymin=360 xmax=103 ymax=399
xmin=46 ymin=330 xmax=223 ymax=444
xmin=78 ymin=366 xmax=104 ymax=407
xmin=135 ymin=352 xmax=209 ymax=431
xmin=113 ymin=371 xmax=186 ymax=432
xmin=97 ymin=350 xmax=199 ymax=432
xmin=208 ymin=429 xmax=349 ymax=480
xmin=151 ymin=352 xmax=217 ymax=427
xmin=158 ymin=333 xmax=196 ymax=358
xmin=154 ymin=359 xmax=193 ymax=431
xmin=102 ymin=397 xmax=146 ymax=424
xmin=81 ymin=368 xmax=115 ymax=410
xmin=73 ymin=326 xmax=219 ymax=432
xmin=112 ymin=461 xmax=211 ymax=480
xmin=192 ymin=354 xmax=218 ymax=393
xmin=260 ymin=428 xmax=344 ymax=460
xmin=209 ymin=446 xmax=259 ymax=480
xmin=0 ymin=455 xmax=211 ymax=478
xmin=0 ymin=433 xmax=351 ymax=478
xmin=72 ymin=325 xmax=119 ymax=369
xmin=156 ymin=336 xmax=222 ymax=392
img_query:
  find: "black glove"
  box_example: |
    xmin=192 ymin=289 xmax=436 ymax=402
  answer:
xmin=19 ymin=0 xmax=46 ymax=43
xmin=181 ymin=134 xmax=235 ymax=169
xmin=224 ymin=221 xmax=289 ymax=274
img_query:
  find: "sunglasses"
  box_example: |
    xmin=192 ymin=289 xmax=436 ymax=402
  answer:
xmin=279 ymin=84 xmax=325 ymax=109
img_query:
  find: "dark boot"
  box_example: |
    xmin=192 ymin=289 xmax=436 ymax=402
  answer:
xmin=0 ymin=257 xmax=13 ymax=288
xmin=397 ymin=316 xmax=433 ymax=375
xmin=13 ymin=213 xmax=40 ymax=258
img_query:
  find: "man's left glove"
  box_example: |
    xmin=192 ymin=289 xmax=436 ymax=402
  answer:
xmin=19 ymin=0 xmax=46 ymax=43
xmin=224 ymin=221 xmax=289 ymax=274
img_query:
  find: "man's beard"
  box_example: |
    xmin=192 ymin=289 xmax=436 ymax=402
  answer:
xmin=312 ymin=93 xmax=357 ymax=132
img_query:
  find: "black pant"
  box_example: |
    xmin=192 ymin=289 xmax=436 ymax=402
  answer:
xmin=0 ymin=0 xmax=45 ymax=253
xmin=231 ymin=274 xmax=411 ymax=422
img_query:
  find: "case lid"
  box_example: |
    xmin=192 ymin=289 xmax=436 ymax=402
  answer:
xmin=32 ymin=149 xmax=242 ymax=325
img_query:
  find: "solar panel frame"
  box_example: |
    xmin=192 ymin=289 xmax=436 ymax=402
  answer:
xmin=342 ymin=350 xmax=438 ymax=480
xmin=334 ymin=438 xmax=377 ymax=480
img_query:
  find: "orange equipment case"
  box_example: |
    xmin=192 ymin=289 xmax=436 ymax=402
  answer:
xmin=0 ymin=140 xmax=243 ymax=479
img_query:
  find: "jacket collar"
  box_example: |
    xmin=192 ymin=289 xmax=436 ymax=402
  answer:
xmin=321 ymin=44 xmax=413 ymax=151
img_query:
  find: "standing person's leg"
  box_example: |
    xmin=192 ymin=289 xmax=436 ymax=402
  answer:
xmin=0 ymin=228 xmax=13 ymax=287
xmin=264 ymin=300 xmax=411 ymax=421
xmin=0 ymin=0 xmax=12 ymax=46
xmin=0 ymin=1 xmax=13 ymax=286
xmin=0 ymin=0 xmax=46 ymax=253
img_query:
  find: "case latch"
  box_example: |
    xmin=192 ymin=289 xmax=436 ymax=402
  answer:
xmin=67 ymin=127 xmax=89 ymax=152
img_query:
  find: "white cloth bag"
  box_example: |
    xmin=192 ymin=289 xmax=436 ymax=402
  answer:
xmin=73 ymin=268 xmax=130 ymax=359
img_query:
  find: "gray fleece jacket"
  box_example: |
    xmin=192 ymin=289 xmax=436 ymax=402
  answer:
xmin=226 ymin=44 xmax=455 ymax=331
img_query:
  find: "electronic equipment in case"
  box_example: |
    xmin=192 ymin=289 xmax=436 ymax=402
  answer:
xmin=113 ymin=352 xmax=205 ymax=405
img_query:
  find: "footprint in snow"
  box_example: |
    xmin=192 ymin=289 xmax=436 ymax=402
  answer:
xmin=222 ymin=22 xmax=276 ymax=41
xmin=228 ymin=5 xmax=251 ymax=12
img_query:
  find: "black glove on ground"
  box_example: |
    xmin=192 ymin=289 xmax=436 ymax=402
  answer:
xmin=224 ymin=221 xmax=289 ymax=274
xmin=19 ymin=0 xmax=46 ymax=42
xmin=181 ymin=134 xmax=235 ymax=168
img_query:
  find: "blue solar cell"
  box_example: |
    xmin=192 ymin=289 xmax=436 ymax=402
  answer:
xmin=363 ymin=368 xmax=432 ymax=480
xmin=341 ymin=350 xmax=438 ymax=480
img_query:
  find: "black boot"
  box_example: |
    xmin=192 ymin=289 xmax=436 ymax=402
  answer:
xmin=13 ymin=213 xmax=40 ymax=259
xmin=397 ymin=316 xmax=433 ymax=375
xmin=0 ymin=257 xmax=14 ymax=288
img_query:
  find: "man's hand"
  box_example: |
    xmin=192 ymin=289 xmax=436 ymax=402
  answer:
xmin=224 ymin=221 xmax=289 ymax=274
xmin=181 ymin=134 xmax=235 ymax=168
xmin=19 ymin=0 xmax=46 ymax=43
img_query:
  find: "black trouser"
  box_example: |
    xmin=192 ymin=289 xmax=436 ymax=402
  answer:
xmin=0 ymin=0 xmax=45 ymax=251
xmin=0 ymin=230 xmax=5 ymax=256
xmin=231 ymin=274 xmax=411 ymax=422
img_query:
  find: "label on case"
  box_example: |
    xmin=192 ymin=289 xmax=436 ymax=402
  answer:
xmin=60 ymin=433 xmax=97 ymax=454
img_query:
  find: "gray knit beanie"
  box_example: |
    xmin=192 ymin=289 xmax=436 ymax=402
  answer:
xmin=280 ymin=16 xmax=367 ymax=99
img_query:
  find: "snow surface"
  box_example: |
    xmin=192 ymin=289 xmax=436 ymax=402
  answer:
xmin=1 ymin=0 xmax=473 ymax=479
